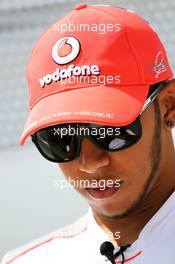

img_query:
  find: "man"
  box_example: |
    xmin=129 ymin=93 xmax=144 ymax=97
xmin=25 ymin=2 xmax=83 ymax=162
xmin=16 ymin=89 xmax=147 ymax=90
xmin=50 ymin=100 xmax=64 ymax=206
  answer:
xmin=2 ymin=3 xmax=175 ymax=264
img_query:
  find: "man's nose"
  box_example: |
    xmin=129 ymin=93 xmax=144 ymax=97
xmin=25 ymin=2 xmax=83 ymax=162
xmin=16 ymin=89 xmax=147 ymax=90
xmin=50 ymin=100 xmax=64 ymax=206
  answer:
xmin=78 ymin=137 xmax=110 ymax=173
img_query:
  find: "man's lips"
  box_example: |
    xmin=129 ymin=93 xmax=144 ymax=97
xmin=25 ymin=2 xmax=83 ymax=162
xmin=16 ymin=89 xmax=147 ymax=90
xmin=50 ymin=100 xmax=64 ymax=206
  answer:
xmin=85 ymin=181 xmax=122 ymax=199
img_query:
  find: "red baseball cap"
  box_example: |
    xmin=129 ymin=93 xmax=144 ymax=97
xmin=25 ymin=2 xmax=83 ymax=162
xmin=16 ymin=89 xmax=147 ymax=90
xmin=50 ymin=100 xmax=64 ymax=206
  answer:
xmin=19 ymin=3 xmax=173 ymax=145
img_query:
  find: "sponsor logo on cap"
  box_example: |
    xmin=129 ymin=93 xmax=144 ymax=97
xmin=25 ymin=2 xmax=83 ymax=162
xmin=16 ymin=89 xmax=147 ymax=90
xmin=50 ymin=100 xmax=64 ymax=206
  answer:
xmin=148 ymin=51 xmax=168 ymax=78
xmin=39 ymin=65 xmax=100 ymax=88
xmin=52 ymin=37 xmax=80 ymax=65
xmin=39 ymin=37 xmax=101 ymax=88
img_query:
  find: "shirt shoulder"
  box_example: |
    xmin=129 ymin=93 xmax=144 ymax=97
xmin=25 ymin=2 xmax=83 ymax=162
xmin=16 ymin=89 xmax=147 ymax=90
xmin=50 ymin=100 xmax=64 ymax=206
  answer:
xmin=1 ymin=213 xmax=88 ymax=264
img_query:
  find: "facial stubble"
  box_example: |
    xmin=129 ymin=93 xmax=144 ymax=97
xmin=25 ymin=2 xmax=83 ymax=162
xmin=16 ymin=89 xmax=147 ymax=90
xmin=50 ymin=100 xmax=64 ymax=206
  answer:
xmin=100 ymin=100 xmax=162 ymax=219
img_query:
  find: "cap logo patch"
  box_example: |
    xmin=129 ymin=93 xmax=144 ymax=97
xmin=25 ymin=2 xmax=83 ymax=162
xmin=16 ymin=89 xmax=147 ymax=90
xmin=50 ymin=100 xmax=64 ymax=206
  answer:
xmin=52 ymin=37 xmax=80 ymax=65
xmin=148 ymin=51 xmax=168 ymax=78
xmin=38 ymin=37 xmax=101 ymax=88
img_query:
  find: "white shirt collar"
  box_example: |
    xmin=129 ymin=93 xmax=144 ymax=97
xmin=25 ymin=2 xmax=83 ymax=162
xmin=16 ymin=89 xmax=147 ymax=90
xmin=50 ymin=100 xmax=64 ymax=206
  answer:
xmin=86 ymin=191 xmax=175 ymax=259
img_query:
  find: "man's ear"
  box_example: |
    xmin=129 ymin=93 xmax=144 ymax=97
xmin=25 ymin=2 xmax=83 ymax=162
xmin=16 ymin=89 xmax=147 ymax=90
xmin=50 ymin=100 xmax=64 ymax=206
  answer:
xmin=158 ymin=79 xmax=175 ymax=129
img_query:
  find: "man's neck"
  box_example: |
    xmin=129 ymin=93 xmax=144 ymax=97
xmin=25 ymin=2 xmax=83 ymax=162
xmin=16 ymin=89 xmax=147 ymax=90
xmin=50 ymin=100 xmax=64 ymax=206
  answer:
xmin=92 ymin=173 xmax=175 ymax=247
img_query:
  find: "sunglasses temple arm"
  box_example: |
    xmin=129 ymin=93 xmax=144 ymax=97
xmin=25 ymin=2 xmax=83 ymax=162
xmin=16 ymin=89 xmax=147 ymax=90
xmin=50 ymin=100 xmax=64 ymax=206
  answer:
xmin=140 ymin=81 xmax=168 ymax=115
xmin=140 ymin=92 xmax=158 ymax=115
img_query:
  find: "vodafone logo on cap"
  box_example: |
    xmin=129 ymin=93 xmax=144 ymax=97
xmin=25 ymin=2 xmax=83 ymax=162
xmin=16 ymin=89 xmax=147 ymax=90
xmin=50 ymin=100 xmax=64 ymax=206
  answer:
xmin=52 ymin=37 xmax=80 ymax=65
xmin=38 ymin=36 xmax=100 ymax=88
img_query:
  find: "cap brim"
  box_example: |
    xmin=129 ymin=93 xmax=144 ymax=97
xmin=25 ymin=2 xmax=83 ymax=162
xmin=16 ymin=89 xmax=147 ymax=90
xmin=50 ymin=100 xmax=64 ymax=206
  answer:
xmin=19 ymin=85 xmax=149 ymax=145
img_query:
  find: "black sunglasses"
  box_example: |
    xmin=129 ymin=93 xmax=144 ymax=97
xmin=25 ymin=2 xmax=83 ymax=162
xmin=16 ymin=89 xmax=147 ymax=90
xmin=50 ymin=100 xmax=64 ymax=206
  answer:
xmin=31 ymin=80 xmax=169 ymax=163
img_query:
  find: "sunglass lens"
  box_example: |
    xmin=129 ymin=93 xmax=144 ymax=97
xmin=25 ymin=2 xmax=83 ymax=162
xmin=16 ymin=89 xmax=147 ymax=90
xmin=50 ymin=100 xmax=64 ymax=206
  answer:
xmin=89 ymin=117 xmax=142 ymax=151
xmin=35 ymin=127 xmax=79 ymax=162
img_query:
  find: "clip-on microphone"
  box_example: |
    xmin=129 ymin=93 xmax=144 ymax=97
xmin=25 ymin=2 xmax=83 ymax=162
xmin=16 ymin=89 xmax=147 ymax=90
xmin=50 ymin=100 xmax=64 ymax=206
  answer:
xmin=100 ymin=241 xmax=131 ymax=264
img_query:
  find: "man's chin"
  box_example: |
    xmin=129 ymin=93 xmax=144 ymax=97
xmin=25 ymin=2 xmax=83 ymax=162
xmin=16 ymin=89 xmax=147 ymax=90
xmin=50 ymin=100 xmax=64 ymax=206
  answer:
xmin=89 ymin=203 xmax=133 ymax=219
xmin=95 ymin=208 xmax=136 ymax=220
xmin=89 ymin=195 xmax=144 ymax=220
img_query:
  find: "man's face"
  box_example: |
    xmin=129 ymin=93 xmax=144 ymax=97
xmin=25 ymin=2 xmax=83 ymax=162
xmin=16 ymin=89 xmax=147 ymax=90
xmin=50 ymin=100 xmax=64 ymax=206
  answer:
xmin=59 ymin=101 xmax=162 ymax=219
